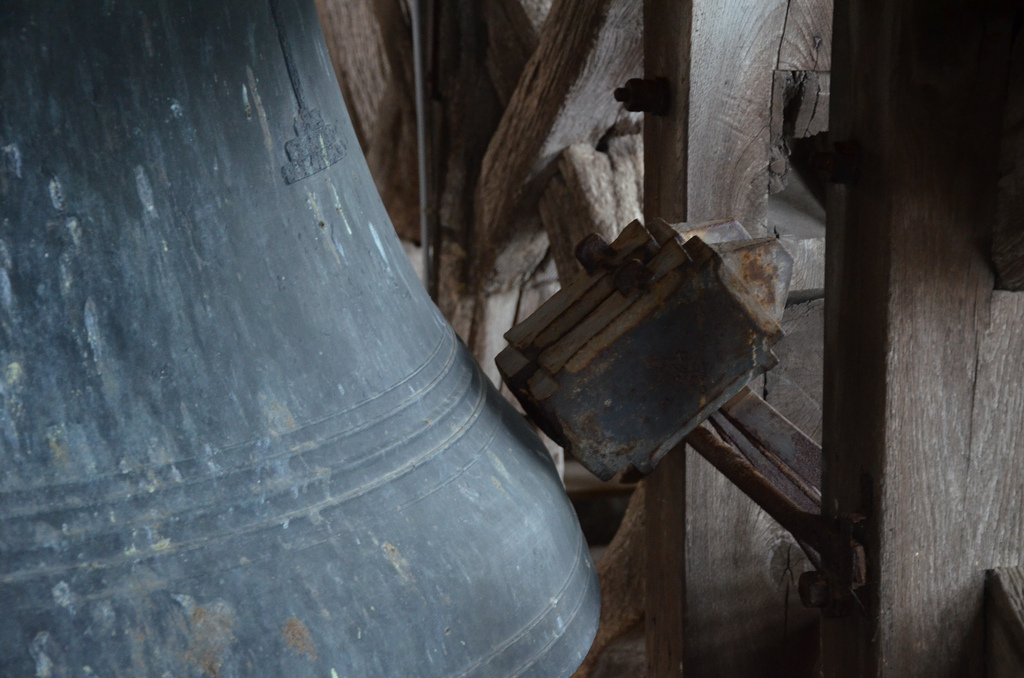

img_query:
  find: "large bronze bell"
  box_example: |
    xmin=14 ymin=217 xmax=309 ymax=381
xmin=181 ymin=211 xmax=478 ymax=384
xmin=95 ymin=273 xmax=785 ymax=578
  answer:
xmin=0 ymin=1 xmax=598 ymax=675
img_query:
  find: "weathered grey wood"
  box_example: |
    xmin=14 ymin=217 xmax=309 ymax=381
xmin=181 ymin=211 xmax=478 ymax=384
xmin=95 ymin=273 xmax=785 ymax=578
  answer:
xmin=780 ymin=237 xmax=825 ymax=301
xmin=642 ymin=0 xmax=690 ymax=673
xmin=482 ymin=0 xmax=551 ymax=107
xmin=822 ymin=2 xmax=1018 ymax=674
xmin=988 ymin=567 xmax=1024 ymax=678
xmin=994 ymin=29 xmax=1024 ymax=290
xmin=771 ymin=71 xmax=831 ymax=142
xmin=475 ymin=0 xmax=642 ymax=295
xmin=540 ymin=137 xmax=643 ymax=282
xmin=765 ymin=299 xmax=824 ymax=443
xmin=777 ymin=0 xmax=833 ymax=71
xmin=770 ymin=71 xmax=830 ymax=195
xmin=687 ymin=0 xmax=788 ymax=237
xmin=467 ymin=0 xmax=643 ymax=370
xmin=683 ymin=0 xmax=822 ymax=675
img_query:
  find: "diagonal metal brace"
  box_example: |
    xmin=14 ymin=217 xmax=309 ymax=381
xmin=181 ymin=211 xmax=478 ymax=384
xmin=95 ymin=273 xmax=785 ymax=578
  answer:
xmin=685 ymin=388 xmax=866 ymax=616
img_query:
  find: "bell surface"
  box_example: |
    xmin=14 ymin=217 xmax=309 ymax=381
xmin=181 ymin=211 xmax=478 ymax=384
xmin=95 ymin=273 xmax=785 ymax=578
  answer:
xmin=0 ymin=1 xmax=598 ymax=676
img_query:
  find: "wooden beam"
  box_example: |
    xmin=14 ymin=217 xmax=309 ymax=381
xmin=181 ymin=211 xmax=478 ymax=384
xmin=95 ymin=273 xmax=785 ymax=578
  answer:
xmin=642 ymin=0 xmax=691 ymax=675
xmin=994 ymin=28 xmax=1024 ymax=290
xmin=822 ymin=1 xmax=1018 ymax=674
xmin=777 ymin=0 xmax=833 ymax=71
xmin=683 ymin=0 xmax=823 ymax=675
xmin=988 ymin=567 xmax=1024 ymax=678
xmin=540 ymin=137 xmax=643 ymax=282
xmin=687 ymin=0 xmax=788 ymax=237
xmin=475 ymin=0 xmax=642 ymax=295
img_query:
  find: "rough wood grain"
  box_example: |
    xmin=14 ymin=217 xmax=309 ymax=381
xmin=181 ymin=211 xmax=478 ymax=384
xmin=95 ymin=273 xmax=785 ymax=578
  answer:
xmin=777 ymin=0 xmax=833 ymax=71
xmin=642 ymin=0 xmax=690 ymax=673
xmin=780 ymin=236 xmax=825 ymax=300
xmin=540 ymin=136 xmax=643 ymax=282
xmin=988 ymin=567 xmax=1024 ymax=678
xmin=482 ymin=0 xmax=551 ymax=107
xmin=770 ymin=71 xmax=830 ymax=195
xmin=765 ymin=299 xmax=824 ymax=443
xmin=683 ymin=0 xmax=822 ymax=675
xmin=475 ymin=0 xmax=642 ymax=295
xmin=994 ymin=28 xmax=1024 ymax=290
xmin=822 ymin=2 xmax=1018 ymax=675
xmin=687 ymin=0 xmax=789 ymax=237
xmin=771 ymin=71 xmax=831 ymax=142
xmin=464 ymin=0 xmax=643 ymax=375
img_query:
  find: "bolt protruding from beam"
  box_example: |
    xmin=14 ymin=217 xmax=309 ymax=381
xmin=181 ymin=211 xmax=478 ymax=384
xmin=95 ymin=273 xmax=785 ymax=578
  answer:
xmin=575 ymin=233 xmax=616 ymax=275
xmin=614 ymin=78 xmax=670 ymax=115
xmin=798 ymin=570 xmax=831 ymax=609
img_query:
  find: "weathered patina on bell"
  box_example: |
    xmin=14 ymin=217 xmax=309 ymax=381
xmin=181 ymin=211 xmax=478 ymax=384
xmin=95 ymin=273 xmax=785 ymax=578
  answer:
xmin=0 ymin=1 xmax=598 ymax=675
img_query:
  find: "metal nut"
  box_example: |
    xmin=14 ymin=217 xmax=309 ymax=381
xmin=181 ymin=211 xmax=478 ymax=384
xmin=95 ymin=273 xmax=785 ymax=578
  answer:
xmin=575 ymin=233 xmax=616 ymax=275
xmin=798 ymin=570 xmax=831 ymax=609
xmin=613 ymin=78 xmax=670 ymax=115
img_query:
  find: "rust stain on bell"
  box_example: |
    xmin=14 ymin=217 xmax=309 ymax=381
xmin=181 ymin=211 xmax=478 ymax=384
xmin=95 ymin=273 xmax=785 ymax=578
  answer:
xmin=283 ymin=617 xmax=316 ymax=659
xmin=184 ymin=602 xmax=236 ymax=677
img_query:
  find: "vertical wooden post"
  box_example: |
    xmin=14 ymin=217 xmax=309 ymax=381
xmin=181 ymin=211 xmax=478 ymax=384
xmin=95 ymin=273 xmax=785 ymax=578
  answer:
xmin=643 ymin=1 xmax=691 ymax=675
xmin=684 ymin=0 xmax=824 ymax=675
xmin=823 ymin=0 xmax=1019 ymax=674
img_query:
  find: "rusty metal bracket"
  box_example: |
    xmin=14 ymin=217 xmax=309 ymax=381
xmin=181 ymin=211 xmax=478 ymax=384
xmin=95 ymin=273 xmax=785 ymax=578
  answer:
xmin=689 ymin=388 xmax=866 ymax=616
xmin=497 ymin=218 xmax=792 ymax=480
xmin=498 ymin=217 xmax=867 ymax=616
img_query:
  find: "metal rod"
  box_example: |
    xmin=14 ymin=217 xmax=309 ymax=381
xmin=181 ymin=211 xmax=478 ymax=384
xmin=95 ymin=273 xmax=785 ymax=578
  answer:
xmin=685 ymin=425 xmax=834 ymax=559
xmin=408 ymin=0 xmax=433 ymax=297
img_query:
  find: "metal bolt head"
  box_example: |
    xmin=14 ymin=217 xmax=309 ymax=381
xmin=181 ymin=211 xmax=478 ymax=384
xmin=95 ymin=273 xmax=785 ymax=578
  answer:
xmin=798 ymin=570 xmax=831 ymax=609
xmin=575 ymin=233 xmax=616 ymax=275
xmin=613 ymin=78 xmax=670 ymax=115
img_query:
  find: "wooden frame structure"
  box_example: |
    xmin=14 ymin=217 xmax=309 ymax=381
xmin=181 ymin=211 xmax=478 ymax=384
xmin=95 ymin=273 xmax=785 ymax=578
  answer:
xmin=643 ymin=0 xmax=1024 ymax=675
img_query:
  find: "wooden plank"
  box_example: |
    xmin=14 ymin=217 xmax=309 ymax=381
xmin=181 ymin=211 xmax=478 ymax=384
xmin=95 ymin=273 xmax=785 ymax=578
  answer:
xmin=539 ymin=137 xmax=643 ymax=282
xmin=642 ymin=0 xmax=690 ymax=674
xmin=687 ymin=0 xmax=789 ymax=237
xmin=777 ymin=0 xmax=833 ymax=71
xmin=474 ymin=0 xmax=642 ymax=295
xmin=482 ymin=0 xmax=549 ymax=107
xmin=682 ymin=0 xmax=822 ymax=675
xmin=994 ymin=28 xmax=1024 ymax=290
xmin=821 ymin=2 xmax=1018 ymax=674
xmin=765 ymin=299 xmax=824 ymax=443
xmin=988 ymin=567 xmax=1024 ymax=678
xmin=468 ymin=0 xmax=643 ymax=368
xmin=780 ymin=236 xmax=825 ymax=300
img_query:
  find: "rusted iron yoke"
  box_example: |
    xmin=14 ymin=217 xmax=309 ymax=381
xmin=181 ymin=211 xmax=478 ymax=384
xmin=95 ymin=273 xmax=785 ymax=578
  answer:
xmin=498 ymin=218 xmax=866 ymax=615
